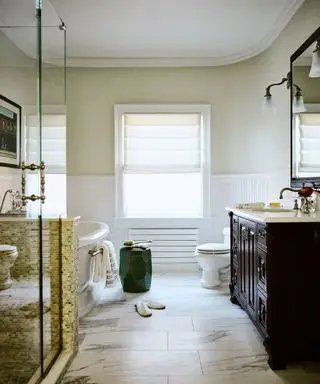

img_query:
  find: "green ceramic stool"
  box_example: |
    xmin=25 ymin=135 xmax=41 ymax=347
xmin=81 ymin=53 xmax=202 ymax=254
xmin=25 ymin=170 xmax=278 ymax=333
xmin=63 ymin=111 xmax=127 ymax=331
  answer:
xmin=119 ymin=246 xmax=152 ymax=293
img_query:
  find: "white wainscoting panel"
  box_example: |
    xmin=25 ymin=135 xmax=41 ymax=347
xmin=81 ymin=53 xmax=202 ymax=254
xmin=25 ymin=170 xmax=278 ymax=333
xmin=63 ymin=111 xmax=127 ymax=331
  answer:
xmin=67 ymin=170 xmax=291 ymax=272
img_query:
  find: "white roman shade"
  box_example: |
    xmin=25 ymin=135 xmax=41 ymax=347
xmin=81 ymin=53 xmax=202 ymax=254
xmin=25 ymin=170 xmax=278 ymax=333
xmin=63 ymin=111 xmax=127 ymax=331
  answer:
xmin=123 ymin=113 xmax=201 ymax=173
xmin=298 ymin=113 xmax=320 ymax=173
xmin=25 ymin=114 xmax=66 ymax=173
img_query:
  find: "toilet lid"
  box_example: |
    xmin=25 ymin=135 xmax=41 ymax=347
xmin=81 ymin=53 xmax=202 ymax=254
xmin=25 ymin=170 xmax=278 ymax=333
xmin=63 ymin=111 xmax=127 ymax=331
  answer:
xmin=197 ymin=243 xmax=230 ymax=253
xmin=0 ymin=244 xmax=17 ymax=254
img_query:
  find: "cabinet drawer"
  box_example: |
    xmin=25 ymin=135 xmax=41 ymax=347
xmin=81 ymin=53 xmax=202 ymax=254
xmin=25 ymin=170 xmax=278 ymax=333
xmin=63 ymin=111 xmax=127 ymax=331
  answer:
xmin=257 ymin=248 xmax=267 ymax=292
xmin=257 ymin=225 xmax=267 ymax=248
xmin=257 ymin=289 xmax=267 ymax=334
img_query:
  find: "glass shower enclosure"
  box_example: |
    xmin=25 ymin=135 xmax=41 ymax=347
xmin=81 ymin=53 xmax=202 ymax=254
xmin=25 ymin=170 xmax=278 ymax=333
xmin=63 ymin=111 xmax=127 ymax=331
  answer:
xmin=0 ymin=1 xmax=66 ymax=382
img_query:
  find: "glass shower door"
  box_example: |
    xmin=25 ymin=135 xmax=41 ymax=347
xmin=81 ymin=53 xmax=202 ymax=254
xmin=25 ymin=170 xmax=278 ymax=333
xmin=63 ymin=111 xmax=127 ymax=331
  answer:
xmin=0 ymin=0 xmax=65 ymax=382
xmin=40 ymin=0 xmax=66 ymax=374
xmin=0 ymin=1 xmax=44 ymax=383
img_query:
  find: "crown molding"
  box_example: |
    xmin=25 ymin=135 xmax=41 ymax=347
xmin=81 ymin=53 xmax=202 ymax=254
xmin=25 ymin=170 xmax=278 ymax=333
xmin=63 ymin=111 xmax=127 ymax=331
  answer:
xmin=44 ymin=0 xmax=305 ymax=68
xmin=1 ymin=0 xmax=305 ymax=68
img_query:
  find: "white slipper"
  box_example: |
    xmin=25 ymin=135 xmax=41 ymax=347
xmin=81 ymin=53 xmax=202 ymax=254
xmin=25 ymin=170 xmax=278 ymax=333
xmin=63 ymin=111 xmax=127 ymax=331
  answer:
xmin=135 ymin=300 xmax=152 ymax=317
xmin=147 ymin=301 xmax=166 ymax=310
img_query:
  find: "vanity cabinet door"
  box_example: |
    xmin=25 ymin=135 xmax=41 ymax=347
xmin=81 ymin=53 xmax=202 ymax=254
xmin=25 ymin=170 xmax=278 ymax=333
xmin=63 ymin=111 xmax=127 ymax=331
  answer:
xmin=257 ymin=289 xmax=268 ymax=335
xmin=239 ymin=219 xmax=257 ymax=319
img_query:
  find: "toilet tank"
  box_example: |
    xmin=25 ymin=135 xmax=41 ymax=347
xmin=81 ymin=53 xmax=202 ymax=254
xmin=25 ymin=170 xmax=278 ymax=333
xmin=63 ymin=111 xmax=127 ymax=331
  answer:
xmin=223 ymin=227 xmax=230 ymax=245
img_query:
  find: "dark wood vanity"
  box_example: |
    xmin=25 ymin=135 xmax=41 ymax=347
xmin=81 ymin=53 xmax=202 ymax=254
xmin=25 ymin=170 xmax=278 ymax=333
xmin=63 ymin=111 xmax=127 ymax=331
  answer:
xmin=229 ymin=209 xmax=320 ymax=370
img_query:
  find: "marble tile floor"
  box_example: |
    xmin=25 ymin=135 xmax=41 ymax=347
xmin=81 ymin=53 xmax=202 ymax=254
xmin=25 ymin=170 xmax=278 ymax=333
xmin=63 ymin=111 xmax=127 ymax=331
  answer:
xmin=62 ymin=272 xmax=320 ymax=384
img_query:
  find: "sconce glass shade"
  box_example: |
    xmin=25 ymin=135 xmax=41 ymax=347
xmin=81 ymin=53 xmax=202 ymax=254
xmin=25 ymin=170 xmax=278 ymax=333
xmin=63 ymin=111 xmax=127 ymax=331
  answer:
xmin=292 ymin=95 xmax=306 ymax=114
xmin=309 ymin=46 xmax=320 ymax=78
xmin=262 ymin=94 xmax=276 ymax=112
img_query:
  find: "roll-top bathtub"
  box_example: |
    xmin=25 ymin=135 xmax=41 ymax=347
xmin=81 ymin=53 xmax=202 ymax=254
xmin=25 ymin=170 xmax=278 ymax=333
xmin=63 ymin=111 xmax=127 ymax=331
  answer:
xmin=77 ymin=220 xmax=110 ymax=318
xmin=78 ymin=221 xmax=109 ymax=247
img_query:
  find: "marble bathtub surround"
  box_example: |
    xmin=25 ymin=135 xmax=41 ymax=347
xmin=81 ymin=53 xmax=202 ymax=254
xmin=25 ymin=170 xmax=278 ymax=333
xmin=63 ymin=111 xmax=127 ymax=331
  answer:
xmin=62 ymin=273 xmax=320 ymax=383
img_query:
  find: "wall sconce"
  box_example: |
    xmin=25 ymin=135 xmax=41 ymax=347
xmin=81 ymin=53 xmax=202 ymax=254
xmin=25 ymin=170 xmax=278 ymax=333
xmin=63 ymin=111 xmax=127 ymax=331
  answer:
xmin=263 ymin=72 xmax=306 ymax=114
xmin=309 ymin=39 xmax=320 ymax=78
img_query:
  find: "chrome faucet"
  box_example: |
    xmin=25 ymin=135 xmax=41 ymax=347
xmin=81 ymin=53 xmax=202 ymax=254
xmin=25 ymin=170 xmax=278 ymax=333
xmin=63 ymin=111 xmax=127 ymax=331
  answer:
xmin=0 ymin=189 xmax=13 ymax=214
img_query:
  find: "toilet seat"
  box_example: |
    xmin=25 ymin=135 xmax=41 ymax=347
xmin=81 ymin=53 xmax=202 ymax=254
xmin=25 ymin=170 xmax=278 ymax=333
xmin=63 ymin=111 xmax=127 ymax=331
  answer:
xmin=196 ymin=243 xmax=229 ymax=255
xmin=0 ymin=245 xmax=17 ymax=256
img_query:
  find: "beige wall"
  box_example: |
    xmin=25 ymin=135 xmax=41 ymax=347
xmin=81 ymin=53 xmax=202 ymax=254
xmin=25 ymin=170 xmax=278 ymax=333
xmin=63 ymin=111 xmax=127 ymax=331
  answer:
xmin=66 ymin=0 xmax=320 ymax=176
xmin=1 ymin=0 xmax=320 ymax=178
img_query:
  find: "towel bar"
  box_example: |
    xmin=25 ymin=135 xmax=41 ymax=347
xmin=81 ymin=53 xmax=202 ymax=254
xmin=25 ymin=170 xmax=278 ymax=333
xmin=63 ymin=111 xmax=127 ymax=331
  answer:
xmin=88 ymin=247 xmax=103 ymax=257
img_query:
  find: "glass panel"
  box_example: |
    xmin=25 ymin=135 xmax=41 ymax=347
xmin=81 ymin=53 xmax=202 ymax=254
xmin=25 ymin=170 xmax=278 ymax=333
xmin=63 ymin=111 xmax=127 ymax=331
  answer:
xmin=41 ymin=0 xmax=65 ymax=375
xmin=0 ymin=1 xmax=42 ymax=382
xmin=0 ymin=0 xmax=65 ymax=382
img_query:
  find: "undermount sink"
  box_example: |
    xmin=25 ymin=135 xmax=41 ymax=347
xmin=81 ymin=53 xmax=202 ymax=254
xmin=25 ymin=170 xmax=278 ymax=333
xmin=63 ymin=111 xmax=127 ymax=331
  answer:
xmin=249 ymin=207 xmax=294 ymax=213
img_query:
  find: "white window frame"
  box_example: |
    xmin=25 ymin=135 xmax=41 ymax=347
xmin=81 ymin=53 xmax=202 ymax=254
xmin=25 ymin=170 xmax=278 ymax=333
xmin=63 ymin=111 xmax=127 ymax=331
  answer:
xmin=22 ymin=105 xmax=67 ymax=216
xmin=22 ymin=104 xmax=67 ymax=167
xmin=293 ymin=103 xmax=320 ymax=178
xmin=114 ymin=104 xmax=211 ymax=218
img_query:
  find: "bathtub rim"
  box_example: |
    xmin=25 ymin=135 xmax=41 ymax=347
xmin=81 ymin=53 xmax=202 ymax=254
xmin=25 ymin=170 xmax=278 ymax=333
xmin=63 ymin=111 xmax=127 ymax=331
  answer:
xmin=78 ymin=220 xmax=109 ymax=248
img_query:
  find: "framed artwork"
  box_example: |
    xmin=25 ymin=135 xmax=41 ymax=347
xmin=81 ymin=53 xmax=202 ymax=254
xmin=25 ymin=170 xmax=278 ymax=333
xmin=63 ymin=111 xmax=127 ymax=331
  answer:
xmin=0 ymin=95 xmax=21 ymax=168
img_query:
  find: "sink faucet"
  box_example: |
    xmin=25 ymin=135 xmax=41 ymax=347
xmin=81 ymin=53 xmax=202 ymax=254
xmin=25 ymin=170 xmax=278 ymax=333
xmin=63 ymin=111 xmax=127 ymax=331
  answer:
xmin=279 ymin=187 xmax=301 ymax=199
xmin=0 ymin=189 xmax=13 ymax=214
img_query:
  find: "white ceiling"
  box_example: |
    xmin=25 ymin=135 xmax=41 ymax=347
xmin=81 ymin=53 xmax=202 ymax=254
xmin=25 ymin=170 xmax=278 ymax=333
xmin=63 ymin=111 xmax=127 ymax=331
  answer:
xmin=0 ymin=0 xmax=305 ymax=67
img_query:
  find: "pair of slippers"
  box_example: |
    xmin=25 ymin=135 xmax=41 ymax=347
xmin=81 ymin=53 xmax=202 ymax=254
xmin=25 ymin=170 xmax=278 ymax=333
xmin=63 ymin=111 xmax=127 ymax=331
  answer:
xmin=134 ymin=300 xmax=166 ymax=317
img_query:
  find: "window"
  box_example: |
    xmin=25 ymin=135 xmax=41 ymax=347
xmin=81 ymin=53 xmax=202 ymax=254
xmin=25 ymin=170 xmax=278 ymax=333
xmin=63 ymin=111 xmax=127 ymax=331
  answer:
xmin=115 ymin=104 xmax=211 ymax=218
xmin=24 ymin=109 xmax=66 ymax=217
xmin=293 ymin=104 xmax=320 ymax=178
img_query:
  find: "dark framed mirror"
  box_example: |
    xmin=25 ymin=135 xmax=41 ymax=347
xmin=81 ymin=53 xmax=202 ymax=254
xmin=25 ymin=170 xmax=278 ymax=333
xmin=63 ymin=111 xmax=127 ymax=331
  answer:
xmin=291 ymin=26 xmax=320 ymax=187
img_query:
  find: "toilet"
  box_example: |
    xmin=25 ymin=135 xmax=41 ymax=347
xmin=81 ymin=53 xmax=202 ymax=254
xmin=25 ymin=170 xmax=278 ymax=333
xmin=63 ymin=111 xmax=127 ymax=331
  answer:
xmin=195 ymin=228 xmax=230 ymax=289
xmin=0 ymin=245 xmax=18 ymax=290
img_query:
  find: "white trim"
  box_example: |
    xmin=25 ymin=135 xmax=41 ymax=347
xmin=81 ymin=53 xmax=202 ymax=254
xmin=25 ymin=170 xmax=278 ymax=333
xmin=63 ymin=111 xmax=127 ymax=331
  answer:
xmin=22 ymin=105 xmax=67 ymax=171
xmin=114 ymin=104 xmax=211 ymax=218
xmin=293 ymin=103 xmax=320 ymax=178
xmin=39 ymin=0 xmax=304 ymax=69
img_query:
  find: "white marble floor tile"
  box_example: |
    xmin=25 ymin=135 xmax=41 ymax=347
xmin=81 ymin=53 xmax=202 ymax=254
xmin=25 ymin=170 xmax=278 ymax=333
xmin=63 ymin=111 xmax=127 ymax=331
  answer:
xmin=168 ymin=331 xmax=264 ymax=352
xmin=192 ymin=316 xmax=254 ymax=334
xmin=117 ymin=312 xmax=194 ymax=331
xmin=64 ymin=272 xmax=320 ymax=383
xmin=192 ymin=318 xmax=260 ymax=337
xmin=81 ymin=331 xmax=167 ymax=351
xmin=63 ymin=374 xmax=168 ymax=384
xmin=199 ymin=349 xmax=269 ymax=374
xmin=68 ymin=350 xmax=202 ymax=376
xmin=168 ymin=372 xmax=320 ymax=384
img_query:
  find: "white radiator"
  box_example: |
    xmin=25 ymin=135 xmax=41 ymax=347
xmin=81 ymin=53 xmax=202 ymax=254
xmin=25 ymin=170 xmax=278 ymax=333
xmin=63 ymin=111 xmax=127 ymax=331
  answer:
xmin=128 ymin=227 xmax=199 ymax=264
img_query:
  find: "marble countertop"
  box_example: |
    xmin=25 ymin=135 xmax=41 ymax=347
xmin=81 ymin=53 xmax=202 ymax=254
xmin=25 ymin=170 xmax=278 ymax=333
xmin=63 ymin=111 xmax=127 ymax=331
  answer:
xmin=226 ymin=206 xmax=320 ymax=223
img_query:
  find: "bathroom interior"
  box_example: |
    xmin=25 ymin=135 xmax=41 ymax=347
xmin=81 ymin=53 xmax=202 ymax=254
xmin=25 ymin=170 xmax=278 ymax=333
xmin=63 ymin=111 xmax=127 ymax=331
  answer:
xmin=1 ymin=0 xmax=320 ymax=383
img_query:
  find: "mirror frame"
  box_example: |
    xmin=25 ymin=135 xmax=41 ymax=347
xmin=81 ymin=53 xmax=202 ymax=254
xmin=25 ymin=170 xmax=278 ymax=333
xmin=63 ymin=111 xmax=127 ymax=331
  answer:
xmin=290 ymin=26 xmax=320 ymax=188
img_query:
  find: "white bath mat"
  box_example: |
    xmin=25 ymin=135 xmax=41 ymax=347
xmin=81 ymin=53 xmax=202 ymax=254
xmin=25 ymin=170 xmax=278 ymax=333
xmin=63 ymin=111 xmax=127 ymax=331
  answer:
xmin=92 ymin=280 xmax=126 ymax=304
